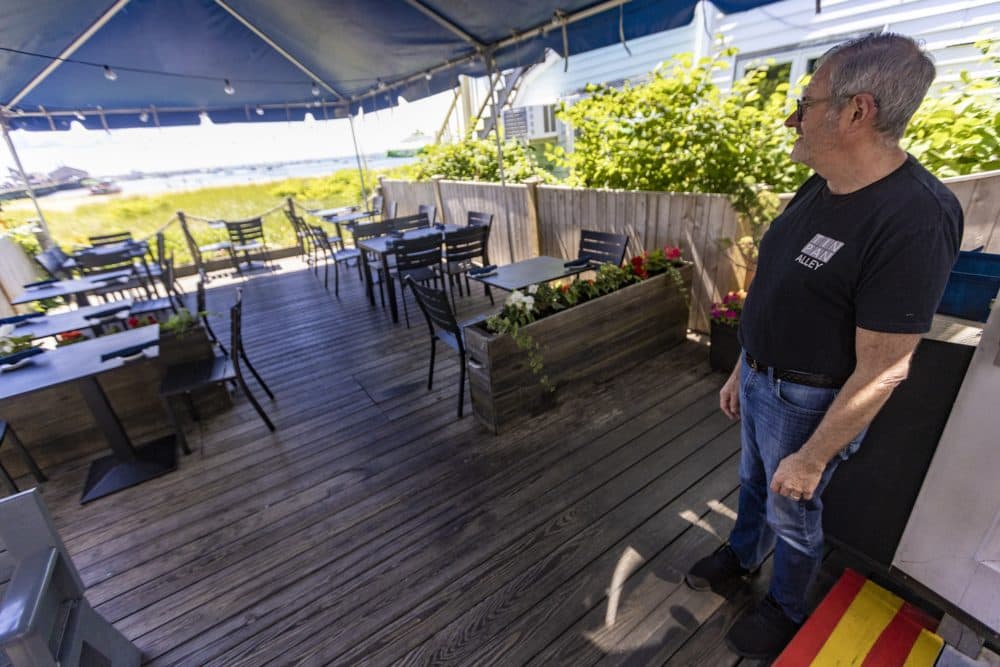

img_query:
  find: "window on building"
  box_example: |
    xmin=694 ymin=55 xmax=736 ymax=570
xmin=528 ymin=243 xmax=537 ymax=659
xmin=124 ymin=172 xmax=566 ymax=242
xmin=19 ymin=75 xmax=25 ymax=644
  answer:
xmin=543 ymin=104 xmax=557 ymax=134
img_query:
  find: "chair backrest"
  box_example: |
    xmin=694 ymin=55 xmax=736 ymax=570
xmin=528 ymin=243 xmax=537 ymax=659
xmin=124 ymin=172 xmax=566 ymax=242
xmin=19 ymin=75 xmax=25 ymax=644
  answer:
xmin=162 ymin=255 xmax=183 ymax=312
xmin=33 ymin=248 xmax=67 ymax=279
xmin=381 ymin=201 xmax=398 ymax=221
xmin=88 ymin=231 xmax=133 ymax=247
xmin=177 ymin=211 xmax=206 ymax=280
xmin=444 ymin=225 xmax=489 ymax=264
xmin=74 ymin=247 xmax=137 ymax=275
xmin=352 ymin=219 xmax=393 ymax=242
xmin=155 ymin=231 xmax=167 ymax=270
xmin=405 ymin=276 xmax=463 ymax=343
xmin=229 ymin=288 xmax=247 ymax=373
xmin=306 ymin=224 xmax=333 ymax=254
xmin=418 ymin=204 xmax=437 ymax=224
xmin=467 ymin=211 xmax=493 ymax=228
xmin=394 ymin=235 xmax=442 ymax=274
xmin=387 ymin=212 xmax=430 ymax=233
xmin=225 ymin=217 xmax=266 ymax=245
xmin=578 ymin=230 xmax=629 ymax=267
xmin=283 ymin=209 xmax=313 ymax=249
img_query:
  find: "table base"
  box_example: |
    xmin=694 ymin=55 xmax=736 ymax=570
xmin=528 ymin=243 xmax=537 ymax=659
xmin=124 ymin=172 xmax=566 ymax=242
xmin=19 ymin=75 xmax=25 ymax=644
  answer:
xmin=80 ymin=435 xmax=178 ymax=504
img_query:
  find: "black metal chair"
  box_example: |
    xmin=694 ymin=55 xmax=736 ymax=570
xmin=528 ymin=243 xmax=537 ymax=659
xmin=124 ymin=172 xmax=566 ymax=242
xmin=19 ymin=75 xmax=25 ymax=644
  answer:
xmin=442 ymin=225 xmax=493 ymax=306
xmin=418 ymin=204 xmax=437 ymax=224
xmin=88 ymin=231 xmax=133 ymax=246
xmin=387 ymin=212 xmax=431 ymax=234
xmin=74 ymin=247 xmax=155 ymax=301
xmin=33 ymin=247 xmax=71 ymax=280
xmin=578 ymin=229 xmax=630 ymax=267
xmin=306 ymin=224 xmax=362 ymax=295
xmin=406 ymin=277 xmax=467 ymax=418
xmin=159 ymin=288 xmax=275 ymax=452
xmin=0 ymin=421 xmax=47 ymax=495
xmin=392 ymin=235 xmax=444 ymax=328
xmin=352 ymin=219 xmax=395 ymax=306
xmin=131 ymin=255 xmax=185 ymax=318
xmin=467 ymin=210 xmax=493 ymax=228
xmin=225 ymin=217 xmax=273 ymax=277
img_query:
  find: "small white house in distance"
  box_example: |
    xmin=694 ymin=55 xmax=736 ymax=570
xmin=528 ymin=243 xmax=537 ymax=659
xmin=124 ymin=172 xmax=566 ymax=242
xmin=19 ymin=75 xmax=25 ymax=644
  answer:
xmin=511 ymin=0 xmax=1000 ymax=145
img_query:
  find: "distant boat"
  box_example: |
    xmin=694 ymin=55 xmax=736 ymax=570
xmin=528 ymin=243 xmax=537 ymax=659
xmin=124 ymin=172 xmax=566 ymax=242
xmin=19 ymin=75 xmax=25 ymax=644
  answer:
xmin=89 ymin=180 xmax=122 ymax=195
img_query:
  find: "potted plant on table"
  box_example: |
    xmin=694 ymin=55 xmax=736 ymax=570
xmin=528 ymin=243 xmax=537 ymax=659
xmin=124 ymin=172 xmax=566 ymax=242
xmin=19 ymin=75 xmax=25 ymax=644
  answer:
xmin=709 ymin=290 xmax=745 ymax=371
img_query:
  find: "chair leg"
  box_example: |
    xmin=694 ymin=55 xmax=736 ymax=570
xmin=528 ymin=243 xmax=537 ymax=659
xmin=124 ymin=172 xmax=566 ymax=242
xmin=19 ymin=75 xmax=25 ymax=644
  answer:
xmin=448 ymin=274 xmax=457 ymax=311
xmin=6 ymin=426 xmax=47 ymax=483
xmin=241 ymin=351 xmax=275 ymax=400
xmin=486 ymin=284 xmax=494 ymax=305
xmin=324 ymin=257 xmax=330 ymax=290
xmin=457 ymin=350 xmax=466 ymax=418
xmin=428 ymin=338 xmax=437 ymax=390
xmin=401 ymin=282 xmax=411 ymax=328
xmin=184 ymin=392 xmax=201 ymax=421
xmin=0 ymin=461 xmax=18 ymax=493
xmin=162 ymin=396 xmax=192 ymax=455
xmin=236 ymin=374 xmax=276 ymax=431
xmin=334 ymin=260 xmax=341 ymax=297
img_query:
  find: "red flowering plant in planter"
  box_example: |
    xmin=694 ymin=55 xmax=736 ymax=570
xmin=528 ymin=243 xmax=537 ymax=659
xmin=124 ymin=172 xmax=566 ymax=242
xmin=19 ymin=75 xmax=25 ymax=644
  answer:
xmin=710 ymin=290 xmax=746 ymax=328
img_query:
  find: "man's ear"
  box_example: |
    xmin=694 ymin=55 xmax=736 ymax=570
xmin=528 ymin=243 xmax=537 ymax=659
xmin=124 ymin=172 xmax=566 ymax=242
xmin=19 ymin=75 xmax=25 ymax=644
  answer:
xmin=849 ymin=93 xmax=878 ymax=127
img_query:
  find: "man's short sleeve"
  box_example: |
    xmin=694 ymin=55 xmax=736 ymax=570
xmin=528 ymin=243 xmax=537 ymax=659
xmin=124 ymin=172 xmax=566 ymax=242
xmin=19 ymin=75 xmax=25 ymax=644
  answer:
xmin=854 ymin=213 xmax=959 ymax=333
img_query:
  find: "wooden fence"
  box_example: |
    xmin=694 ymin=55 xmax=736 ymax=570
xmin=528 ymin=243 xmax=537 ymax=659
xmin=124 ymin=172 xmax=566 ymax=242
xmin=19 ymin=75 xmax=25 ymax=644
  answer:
xmin=382 ymin=168 xmax=1000 ymax=332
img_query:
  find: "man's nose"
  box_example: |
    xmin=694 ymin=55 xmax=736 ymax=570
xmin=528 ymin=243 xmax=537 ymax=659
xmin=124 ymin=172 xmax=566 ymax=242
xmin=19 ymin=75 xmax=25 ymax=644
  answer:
xmin=784 ymin=111 xmax=798 ymax=128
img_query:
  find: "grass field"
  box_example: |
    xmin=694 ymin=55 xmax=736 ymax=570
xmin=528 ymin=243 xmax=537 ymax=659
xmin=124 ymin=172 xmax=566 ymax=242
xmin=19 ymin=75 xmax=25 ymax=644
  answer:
xmin=1 ymin=164 xmax=415 ymax=266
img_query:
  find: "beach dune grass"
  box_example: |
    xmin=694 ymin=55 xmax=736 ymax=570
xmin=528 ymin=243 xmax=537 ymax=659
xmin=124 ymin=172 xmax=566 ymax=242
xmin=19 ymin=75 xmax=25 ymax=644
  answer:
xmin=2 ymin=165 xmax=414 ymax=267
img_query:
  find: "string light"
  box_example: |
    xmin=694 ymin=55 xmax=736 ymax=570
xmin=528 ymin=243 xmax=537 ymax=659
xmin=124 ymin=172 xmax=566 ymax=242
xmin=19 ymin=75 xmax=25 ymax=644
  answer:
xmin=376 ymin=79 xmax=387 ymax=90
xmin=424 ymin=71 xmax=432 ymax=81
xmin=224 ymin=79 xmax=235 ymax=95
xmin=139 ymin=110 xmax=149 ymax=122
xmin=312 ymin=99 xmax=322 ymax=107
xmin=73 ymin=110 xmax=86 ymax=120
xmin=255 ymin=105 xmax=264 ymax=116
xmin=311 ymin=82 xmax=320 ymax=96
xmin=103 ymin=65 xmax=118 ymax=81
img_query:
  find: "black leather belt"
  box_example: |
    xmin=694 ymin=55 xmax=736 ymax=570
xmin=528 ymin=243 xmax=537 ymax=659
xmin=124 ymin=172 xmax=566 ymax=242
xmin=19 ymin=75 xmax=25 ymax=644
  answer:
xmin=744 ymin=351 xmax=845 ymax=389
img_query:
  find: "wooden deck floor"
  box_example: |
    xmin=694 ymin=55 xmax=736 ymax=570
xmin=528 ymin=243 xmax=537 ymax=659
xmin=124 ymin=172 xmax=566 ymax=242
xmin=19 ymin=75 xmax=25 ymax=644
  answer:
xmin=1 ymin=260 xmax=844 ymax=666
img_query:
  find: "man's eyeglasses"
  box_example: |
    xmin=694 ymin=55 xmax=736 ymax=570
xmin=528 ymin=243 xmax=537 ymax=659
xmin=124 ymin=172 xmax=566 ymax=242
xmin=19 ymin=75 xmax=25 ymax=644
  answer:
xmin=795 ymin=93 xmax=878 ymax=123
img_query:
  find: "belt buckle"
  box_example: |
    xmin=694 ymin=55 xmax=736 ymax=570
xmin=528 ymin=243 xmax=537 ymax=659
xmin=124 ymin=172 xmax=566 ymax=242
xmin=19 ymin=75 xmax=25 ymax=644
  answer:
xmin=746 ymin=353 xmax=764 ymax=372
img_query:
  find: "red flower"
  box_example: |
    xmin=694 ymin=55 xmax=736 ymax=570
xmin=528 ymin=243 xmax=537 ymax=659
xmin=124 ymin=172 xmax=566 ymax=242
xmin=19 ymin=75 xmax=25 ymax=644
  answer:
xmin=146 ymin=315 xmax=157 ymax=324
xmin=559 ymin=284 xmax=570 ymax=293
xmin=127 ymin=316 xmax=139 ymax=328
xmin=665 ymin=246 xmax=682 ymax=260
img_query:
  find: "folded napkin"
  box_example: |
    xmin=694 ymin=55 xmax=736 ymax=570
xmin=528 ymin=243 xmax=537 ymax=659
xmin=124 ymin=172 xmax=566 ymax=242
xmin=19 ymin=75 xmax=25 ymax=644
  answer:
xmin=86 ymin=305 xmax=131 ymax=321
xmin=563 ymin=258 xmax=590 ymax=269
xmin=0 ymin=312 xmax=45 ymax=325
xmin=23 ymin=278 xmax=58 ymax=289
xmin=101 ymin=339 xmax=158 ymax=363
xmin=0 ymin=347 xmax=44 ymax=366
xmin=468 ymin=264 xmax=498 ymax=276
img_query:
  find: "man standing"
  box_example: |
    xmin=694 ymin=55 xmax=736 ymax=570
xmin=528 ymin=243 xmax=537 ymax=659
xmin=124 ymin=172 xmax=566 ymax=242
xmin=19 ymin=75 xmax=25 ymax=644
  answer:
xmin=685 ymin=33 xmax=963 ymax=660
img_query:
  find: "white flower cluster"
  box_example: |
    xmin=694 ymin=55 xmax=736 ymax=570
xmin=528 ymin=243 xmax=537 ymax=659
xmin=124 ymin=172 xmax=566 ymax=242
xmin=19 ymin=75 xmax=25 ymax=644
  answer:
xmin=506 ymin=289 xmax=535 ymax=312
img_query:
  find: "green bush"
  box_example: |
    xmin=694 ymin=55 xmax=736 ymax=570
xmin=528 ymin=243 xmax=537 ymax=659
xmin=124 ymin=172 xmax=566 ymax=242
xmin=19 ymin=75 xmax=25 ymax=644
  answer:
xmin=412 ymin=137 xmax=557 ymax=183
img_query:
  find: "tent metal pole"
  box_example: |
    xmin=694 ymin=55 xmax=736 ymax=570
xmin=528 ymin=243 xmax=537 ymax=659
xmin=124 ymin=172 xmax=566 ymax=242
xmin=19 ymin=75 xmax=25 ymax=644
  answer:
xmin=347 ymin=114 xmax=369 ymax=204
xmin=486 ymin=58 xmax=516 ymax=262
xmin=2 ymin=120 xmax=51 ymax=241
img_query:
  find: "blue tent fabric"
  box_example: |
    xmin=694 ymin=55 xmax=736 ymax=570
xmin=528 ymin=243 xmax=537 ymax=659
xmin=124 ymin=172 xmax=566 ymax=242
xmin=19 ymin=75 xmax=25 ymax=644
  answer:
xmin=1 ymin=0 xmax=783 ymax=131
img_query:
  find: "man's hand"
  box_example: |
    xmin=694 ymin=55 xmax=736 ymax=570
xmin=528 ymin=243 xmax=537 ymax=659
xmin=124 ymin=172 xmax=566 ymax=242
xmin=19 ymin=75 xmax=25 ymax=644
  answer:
xmin=770 ymin=451 xmax=826 ymax=501
xmin=719 ymin=362 xmax=741 ymax=420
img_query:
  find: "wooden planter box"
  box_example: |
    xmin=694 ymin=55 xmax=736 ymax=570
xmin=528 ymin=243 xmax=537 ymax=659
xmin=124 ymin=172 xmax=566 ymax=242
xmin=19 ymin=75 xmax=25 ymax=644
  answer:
xmin=709 ymin=321 xmax=741 ymax=372
xmin=465 ymin=264 xmax=692 ymax=434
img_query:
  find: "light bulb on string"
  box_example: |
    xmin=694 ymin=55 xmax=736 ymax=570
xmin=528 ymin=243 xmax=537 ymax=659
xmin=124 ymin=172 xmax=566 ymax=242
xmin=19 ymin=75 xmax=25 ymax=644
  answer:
xmin=139 ymin=110 xmax=149 ymax=123
xmin=312 ymin=99 xmax=322 ymax=108
xmin=255 ymin=105 xmax=265 ymax=116
xmin=224 ymin=79 xmax=235 ymax=95
xmin=103 ymin=65 xmax=118 ymax=81
xmin=311 ymin=82 xmax=320 ymax=96
xmin=424 ymin=71 xmax=432 ymax=81
xmin=377 ymin=79 xmax=387 ymax=90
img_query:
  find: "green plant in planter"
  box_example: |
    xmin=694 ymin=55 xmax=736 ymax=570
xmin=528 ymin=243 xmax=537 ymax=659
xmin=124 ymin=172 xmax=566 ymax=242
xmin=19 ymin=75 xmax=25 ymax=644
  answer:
xmin=0 ymin=324 xmax=36 ymax=357
xmin=159 ymin=308 xmax=203 ymax=338
xmin=486 ymin=287 xmax=554 ymax=393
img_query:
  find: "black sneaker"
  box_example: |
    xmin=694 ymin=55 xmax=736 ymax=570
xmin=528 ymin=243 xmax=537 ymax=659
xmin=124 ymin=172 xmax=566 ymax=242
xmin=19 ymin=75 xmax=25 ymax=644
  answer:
xmin=685 ymin=544 xmax=755 ymax=592
xmin=725 ymin=594 xmax=803 ymax=660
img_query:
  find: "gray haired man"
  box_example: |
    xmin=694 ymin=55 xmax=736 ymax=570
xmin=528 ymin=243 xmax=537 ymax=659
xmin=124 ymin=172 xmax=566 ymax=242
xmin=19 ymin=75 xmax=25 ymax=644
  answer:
xmin=685 ymin=33 xmax=962 ymax=659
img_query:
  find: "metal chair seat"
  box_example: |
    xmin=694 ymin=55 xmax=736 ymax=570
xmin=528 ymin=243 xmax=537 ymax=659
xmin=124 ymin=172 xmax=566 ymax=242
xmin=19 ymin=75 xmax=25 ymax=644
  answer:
xmin=160 ymin=356 xmax=233 ymax=397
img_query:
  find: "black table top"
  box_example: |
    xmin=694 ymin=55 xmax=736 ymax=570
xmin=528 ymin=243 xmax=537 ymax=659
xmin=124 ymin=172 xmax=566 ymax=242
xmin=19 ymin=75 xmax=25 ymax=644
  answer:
xmin=73 ymin=240 xmax=148 ymax=259
xmin=0 ymin=326 xmax=159 ymax=401
xmin=468 ymin=256 xmax=590 ymax=292
xmin=357 ymin=224 xmax=463 ymax=256
xmin=12 ymin=269 xmax=134 ymax=305
xmin=314 ymin=208 xmax=376 ymax=223
xmin=8 ymin=299 xmax=136 ymax=341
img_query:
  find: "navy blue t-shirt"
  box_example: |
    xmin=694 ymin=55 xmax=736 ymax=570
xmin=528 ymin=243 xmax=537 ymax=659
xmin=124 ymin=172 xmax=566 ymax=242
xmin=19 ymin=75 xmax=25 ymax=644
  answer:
xmin=739 ymin=155 xmax=963 ymax=380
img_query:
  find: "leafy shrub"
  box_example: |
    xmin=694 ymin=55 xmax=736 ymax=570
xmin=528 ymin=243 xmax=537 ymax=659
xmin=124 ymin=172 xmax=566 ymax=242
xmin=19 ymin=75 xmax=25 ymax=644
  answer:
xmin=412 ymin=137 xmax=557 ymax=183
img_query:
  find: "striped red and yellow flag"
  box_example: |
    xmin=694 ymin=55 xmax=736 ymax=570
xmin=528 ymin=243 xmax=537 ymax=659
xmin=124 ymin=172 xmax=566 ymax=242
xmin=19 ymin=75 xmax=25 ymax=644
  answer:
xmin=774 ymin=568 xmax=943 ymax=667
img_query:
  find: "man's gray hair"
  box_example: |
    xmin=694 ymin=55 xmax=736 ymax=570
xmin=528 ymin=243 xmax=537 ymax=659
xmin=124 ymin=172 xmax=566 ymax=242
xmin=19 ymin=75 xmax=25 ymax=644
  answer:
xmin=818 ymin=33 xmax=936 ymax=141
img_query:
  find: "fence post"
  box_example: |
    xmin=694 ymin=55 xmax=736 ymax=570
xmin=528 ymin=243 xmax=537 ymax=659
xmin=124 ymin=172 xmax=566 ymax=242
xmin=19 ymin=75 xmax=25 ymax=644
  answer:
xmin=431 ymin=174 xmax=446 ymax=225
xmin=523 ymin=176 xmax=543 ymax=257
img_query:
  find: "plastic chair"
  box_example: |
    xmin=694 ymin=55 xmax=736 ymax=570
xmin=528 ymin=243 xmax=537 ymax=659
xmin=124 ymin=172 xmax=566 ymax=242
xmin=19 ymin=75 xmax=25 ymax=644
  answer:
xmin=406 ymin=276 xmax=467 ymax=418
xmin=0 ymin=421 xmax=47 ymax=495
xmin=224 ymin=217 xmax=272 ymax=277
xmin=0 ymin=489 xmax=141 ymax=666
xmin=578 ymin=230 xmax=629 ymax=267
xmin=443 ymin=225 xmax=493 ymax=306
xmin=159 ymin=288 xmax=275 ymax=452
xmin=306 ymin=224 xmax=362 ymax=295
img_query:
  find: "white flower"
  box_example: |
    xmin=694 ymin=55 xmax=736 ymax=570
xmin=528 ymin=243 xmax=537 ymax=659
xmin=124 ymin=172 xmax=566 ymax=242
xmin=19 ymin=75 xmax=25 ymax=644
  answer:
xmin=527 ymin=284 xmax=539 ymax=295
xmin=522 ymin=295 xmax=535 ymax=310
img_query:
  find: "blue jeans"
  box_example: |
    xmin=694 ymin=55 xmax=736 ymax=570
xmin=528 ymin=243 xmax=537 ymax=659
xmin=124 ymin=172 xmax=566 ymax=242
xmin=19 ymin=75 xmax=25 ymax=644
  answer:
xmin=728 ymin=354 xmax=864 ymax=623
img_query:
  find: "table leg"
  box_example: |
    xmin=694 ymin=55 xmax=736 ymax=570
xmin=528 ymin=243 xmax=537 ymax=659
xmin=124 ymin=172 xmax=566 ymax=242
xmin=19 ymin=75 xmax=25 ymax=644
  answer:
xmin=382 ymin=252 xmax=398 ymax=323
xmin=361 ymin=250 xmax=375 ymax=307
xmin=76 ymin=376 xmax=177 ymax=504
